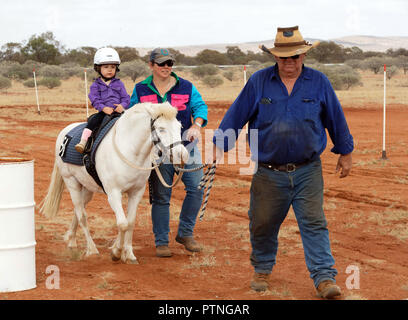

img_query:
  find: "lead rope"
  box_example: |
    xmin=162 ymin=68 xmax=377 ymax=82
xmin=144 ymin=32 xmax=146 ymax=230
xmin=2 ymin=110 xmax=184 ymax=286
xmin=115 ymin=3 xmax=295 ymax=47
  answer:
xmin=197 ymin=161 xmax=217 ymax=221
xmin=112 ymin=123 xmax=162 ymax=171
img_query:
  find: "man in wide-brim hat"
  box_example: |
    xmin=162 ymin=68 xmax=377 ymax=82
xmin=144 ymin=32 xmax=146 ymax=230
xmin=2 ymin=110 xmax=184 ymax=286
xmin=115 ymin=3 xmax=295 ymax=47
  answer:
xmin=212 ymin=26 xmax=353 ymax=299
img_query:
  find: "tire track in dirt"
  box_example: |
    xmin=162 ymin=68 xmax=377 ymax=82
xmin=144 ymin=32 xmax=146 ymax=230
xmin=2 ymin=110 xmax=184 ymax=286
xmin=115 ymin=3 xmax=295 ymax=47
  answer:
xmin=324 ymin=188 xmax=408 ymax=210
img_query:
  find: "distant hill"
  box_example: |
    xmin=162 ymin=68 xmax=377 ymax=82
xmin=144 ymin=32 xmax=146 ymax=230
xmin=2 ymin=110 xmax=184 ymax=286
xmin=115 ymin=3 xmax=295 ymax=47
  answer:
xmin=136 ymin=35 xmax=408 ymax=57
xmin=331 ymin=35 xmax=408 ymax=52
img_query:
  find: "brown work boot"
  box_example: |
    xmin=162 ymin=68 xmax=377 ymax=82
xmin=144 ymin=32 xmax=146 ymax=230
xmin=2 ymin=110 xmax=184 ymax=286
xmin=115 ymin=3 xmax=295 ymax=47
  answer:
xmin=175 ymin=235 xmax=201 ymax=252
xmin=156 ymin=245 xmax=172 ymax=257
xmin=250 ymin=272 xmax=270 ymax=292
xmin=75 ymin=139 xmax=87 ymax=154
xmin=316 ymin=280 xmax=342 ymax=299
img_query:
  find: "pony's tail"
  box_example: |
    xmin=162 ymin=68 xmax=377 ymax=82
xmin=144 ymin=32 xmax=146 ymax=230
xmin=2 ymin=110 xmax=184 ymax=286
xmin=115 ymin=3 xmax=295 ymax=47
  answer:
xmin=39 ymin=161 xmax=65 ymax=219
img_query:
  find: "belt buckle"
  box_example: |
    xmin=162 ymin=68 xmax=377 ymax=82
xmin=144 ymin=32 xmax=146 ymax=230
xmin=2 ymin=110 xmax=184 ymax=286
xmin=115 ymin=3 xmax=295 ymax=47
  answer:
xmin=286 ymin=163 xmax=296 ymax=172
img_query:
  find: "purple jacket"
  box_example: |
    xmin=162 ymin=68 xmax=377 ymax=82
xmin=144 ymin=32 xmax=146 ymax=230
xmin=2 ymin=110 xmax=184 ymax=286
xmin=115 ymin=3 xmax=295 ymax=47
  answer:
xmin=88 ymin=78 xmax=130 ymax=112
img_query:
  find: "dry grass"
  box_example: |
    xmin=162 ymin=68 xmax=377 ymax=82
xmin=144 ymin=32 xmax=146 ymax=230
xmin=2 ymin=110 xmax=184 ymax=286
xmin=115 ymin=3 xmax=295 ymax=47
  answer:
xmin=0 ymin=68 xmax=406 ymax=107
xmin=184 ymin=254 xmax=217 ymax=269
xmin=335 ymin=70 xmax=408 ymax=107
xmin=368 ymin=209 xmax=408 ymax=240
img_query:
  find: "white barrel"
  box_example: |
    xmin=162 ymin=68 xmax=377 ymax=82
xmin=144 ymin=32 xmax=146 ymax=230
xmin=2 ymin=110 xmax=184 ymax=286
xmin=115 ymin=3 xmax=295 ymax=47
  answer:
xmin=0 ymin=157 xmax=36 ymax=292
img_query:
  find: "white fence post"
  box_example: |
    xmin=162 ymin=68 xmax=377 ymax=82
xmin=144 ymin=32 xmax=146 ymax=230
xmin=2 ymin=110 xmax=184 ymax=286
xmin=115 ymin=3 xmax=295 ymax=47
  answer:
xmin=382 ymin=64 xmax=387 ymax=160
xmin=84 ymin=68 xmax=89 ymax=118
xmin=33 ymin=68 xmax=40 ymax=115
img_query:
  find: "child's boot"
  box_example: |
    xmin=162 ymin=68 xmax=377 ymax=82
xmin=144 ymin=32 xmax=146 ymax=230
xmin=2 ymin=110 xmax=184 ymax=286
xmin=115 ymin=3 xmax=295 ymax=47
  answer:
xmin=75 ymin=128 xmax=92 ymax=154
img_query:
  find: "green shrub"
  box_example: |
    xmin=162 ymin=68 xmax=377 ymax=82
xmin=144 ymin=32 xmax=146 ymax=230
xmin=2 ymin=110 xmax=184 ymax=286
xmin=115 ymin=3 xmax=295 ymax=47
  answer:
xmin=313 ymin=64 xmax=362 ymax=90
xmin=2 ymin=63 xmax=32 ymax=80
xmin=386 ymin=65 xmax=398 ymax=80
xmin=120 ymin=60 xmax=150 ymax=82
xmin=202 ymin=75 xmax=223 ymax=88
xmin=38 ymin=65 xmax=66 ymax=79
xmin=191 ymin=64 xmax=219 ymax=78
xmin=345 ymin=59 xmax=364 ymax=70
xmin=223 ymin=70 xmax=235 ymax=81
xmin=38 ymin=77 xmax=61 ymax=89
xmin=0 ymin=76 xmax=11 ymax=89
xmin=23 ymin=79 xmax=36 ymax=88
xmin=60 ymin=63 xmax=84 ymax=78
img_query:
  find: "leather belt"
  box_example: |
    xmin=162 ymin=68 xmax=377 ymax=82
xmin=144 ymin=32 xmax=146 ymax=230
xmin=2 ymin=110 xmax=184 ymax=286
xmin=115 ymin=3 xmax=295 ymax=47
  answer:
xmin=258 ymin=160 xmax=312 ymax=172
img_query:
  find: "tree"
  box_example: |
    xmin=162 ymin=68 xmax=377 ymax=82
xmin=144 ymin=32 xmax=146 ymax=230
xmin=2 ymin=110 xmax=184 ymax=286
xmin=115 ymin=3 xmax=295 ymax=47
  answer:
xmin=307 ymin=41 xmax=346 ymax=63
xmin=386 ymin=48 xmax=408 ymax=57
xmin=21 ymin=31 xmax=62 ymax=65
xmin=62 ymin=46 xmax=96 ymax=67
xmin=195 ymin=49 xmax=230 ymax=65
xmin=226 ymin=46 xmax=247 ymax=65
xmin=168 ymin=48 xmax=199 ymax=66
xmin=396 ymin=55 xmax=408 ymax=74
xmin=363 ymin=56 xmax=385 ymax=74
xmin=114 ymin=47 xmax=140 ymax=63
xmin=386 ymin=65 xmax=398 ymax=80
xmin=0 ymin=43 xmax=24 ymax=63
xmin=344 ymin=46 xmax=364 ymax=60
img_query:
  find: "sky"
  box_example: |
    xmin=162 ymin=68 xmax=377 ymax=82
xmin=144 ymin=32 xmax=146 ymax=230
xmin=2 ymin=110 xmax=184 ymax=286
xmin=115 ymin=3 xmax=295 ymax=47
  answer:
xmin=0 ymin=0 xmax=407 ymax=50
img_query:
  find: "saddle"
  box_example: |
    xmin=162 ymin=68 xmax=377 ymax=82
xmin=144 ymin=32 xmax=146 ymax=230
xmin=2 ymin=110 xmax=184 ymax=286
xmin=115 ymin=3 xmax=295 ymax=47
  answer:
xmin=59 ymin=113 xmax=122 ymax=192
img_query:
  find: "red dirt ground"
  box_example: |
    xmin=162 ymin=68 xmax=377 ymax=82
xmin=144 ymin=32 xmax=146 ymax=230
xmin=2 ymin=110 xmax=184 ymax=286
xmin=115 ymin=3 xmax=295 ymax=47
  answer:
xmin=0 ymin=102 xmax=407 ymax=300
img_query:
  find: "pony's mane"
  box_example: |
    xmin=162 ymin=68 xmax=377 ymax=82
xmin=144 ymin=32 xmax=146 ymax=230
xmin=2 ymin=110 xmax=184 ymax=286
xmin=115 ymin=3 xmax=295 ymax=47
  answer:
xmin=128 ymin=102 xmax=177 ymax=120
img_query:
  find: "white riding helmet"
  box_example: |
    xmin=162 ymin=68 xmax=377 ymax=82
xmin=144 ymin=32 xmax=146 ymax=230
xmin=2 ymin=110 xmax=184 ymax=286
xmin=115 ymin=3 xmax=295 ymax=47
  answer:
xmin=94 ymin=47 xmax=121 ymax=65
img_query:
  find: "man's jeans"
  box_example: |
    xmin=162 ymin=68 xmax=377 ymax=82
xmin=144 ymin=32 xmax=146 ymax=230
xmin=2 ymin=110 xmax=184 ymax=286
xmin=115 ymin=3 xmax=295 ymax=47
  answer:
xmin=248 ymin=159 xmax=337 ymax=288
xmin=151 ymin=147 xmax=204 ymax=247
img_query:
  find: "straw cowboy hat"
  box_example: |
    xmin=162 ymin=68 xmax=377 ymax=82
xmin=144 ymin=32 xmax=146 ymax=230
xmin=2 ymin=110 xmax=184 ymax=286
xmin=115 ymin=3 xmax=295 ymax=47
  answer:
xmin=259 ymin=26 xmax=320 ymax=57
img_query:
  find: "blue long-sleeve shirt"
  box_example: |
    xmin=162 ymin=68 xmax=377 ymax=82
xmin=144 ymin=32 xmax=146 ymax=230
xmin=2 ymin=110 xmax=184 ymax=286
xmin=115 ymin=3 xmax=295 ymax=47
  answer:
xmin=213 ymin=64 xmax=354 ymax=165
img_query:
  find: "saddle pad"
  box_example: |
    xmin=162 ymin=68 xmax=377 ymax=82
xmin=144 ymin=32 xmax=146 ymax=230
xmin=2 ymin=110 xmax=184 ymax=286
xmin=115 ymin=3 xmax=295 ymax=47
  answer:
xmin=60 ymin=117 xmax=119 ymax=166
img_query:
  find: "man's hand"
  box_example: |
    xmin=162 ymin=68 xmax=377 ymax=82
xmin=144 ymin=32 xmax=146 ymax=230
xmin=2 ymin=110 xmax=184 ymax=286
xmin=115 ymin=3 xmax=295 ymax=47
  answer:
xmin=336 ymin=153 xmax=352 ymax=178
xmin=102 ymin=107 xmax=113 ymax=115
xmin=114 ymin=104 xmax=125 ymax=113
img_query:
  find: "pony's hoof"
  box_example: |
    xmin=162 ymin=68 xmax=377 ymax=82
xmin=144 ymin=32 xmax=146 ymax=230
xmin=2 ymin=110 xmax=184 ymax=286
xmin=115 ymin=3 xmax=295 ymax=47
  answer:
xmin=126 ymin=258 xmax=139 ymax=265
xmin=111 ymin=252 xmax=121 ymax=262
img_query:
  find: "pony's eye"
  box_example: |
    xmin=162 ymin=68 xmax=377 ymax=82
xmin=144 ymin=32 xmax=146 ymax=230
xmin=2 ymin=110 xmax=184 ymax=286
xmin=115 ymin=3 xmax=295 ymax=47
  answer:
xmin=159 ymin=128 xmax=166 ymax=134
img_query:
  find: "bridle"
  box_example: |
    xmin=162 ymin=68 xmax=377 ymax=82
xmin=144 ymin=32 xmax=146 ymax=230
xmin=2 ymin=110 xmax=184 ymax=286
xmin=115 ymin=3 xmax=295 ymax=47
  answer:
xmin=150 ymin=118 xmax=183 ymax=165
xmin=112 ymin=114 xmax=184 ymax=187
xmin=112 ymin=113 xmax=217 ymax=219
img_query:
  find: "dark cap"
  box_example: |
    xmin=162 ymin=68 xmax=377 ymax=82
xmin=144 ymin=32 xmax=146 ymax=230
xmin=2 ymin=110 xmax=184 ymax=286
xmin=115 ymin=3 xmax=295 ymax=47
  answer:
xmin=150 ymin=48 xmax=175 ymax=64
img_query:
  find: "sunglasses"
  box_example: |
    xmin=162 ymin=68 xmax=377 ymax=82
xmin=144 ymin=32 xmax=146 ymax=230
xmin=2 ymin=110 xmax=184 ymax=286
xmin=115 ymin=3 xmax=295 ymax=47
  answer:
xmin=279 ymin=55 xmax=300 ymax=60
xmin=155 ymin=60 xmax=174 ymax=67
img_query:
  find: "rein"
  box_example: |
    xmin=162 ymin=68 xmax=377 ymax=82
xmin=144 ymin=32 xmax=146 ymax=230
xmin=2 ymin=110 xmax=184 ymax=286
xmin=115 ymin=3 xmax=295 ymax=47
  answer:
xmin=111 ymin=115 xmax=184 ymax=188
xmin=111 ymin=113 xmax=217 ymax=215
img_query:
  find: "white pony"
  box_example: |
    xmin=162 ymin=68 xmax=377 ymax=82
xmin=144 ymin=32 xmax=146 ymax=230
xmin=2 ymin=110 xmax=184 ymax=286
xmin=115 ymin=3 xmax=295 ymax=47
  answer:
xmin=39 ymin=102 xmax=189 ymax=264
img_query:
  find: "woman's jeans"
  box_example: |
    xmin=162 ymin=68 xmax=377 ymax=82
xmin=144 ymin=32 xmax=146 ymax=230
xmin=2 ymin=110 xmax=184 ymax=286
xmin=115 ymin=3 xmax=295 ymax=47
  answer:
xmin=248 ymin=159 xmax=337 ymax=288
xmin=150 ymin=147 xmax=204 ymax=247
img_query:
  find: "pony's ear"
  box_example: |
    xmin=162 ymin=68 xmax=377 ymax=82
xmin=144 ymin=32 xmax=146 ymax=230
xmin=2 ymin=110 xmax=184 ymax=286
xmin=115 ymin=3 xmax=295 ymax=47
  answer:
xmin=146 ymin=102 xmax=177 ymax=120
xmin=145 ymin=102 xmax=160 ymax=119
